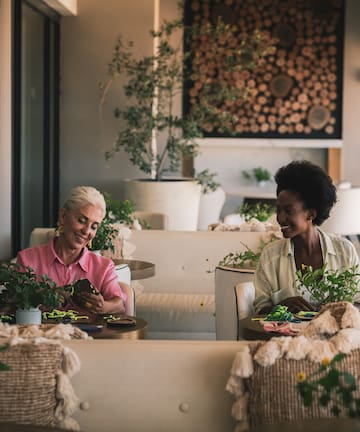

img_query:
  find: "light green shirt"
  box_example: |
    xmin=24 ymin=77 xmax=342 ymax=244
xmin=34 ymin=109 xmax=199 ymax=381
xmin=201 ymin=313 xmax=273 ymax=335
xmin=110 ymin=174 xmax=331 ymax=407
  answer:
xmin=253 ymin=228 xmax=360 ymax=314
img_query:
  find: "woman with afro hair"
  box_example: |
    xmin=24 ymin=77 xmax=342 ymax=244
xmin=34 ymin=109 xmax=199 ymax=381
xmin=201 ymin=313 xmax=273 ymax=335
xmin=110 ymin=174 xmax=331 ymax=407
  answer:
xmin=253 ymin=160 xmax=360 ymax=314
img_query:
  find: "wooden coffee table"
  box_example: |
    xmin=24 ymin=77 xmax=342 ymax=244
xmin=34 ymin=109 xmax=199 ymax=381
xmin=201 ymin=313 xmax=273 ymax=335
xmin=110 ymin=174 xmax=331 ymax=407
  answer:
xmin=239 ymin=316 xmax=309 ymax=341
xmin=72 ymin=315 xmax=148 ymax=340
xmin=239 ymin=317 xmax=274 ymax=340
xmin=112 ymin=259 xmax=155 ymax=280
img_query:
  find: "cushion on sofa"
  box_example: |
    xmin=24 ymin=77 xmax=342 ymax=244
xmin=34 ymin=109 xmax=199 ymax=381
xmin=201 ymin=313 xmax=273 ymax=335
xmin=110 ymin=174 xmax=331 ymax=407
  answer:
xmin=136 ymin=292 xmax=215 ymax=338
xmin=0 ymin=339 xmax=80 ymax=430
xmin=227 ymin=303 xmax=360 ymax=430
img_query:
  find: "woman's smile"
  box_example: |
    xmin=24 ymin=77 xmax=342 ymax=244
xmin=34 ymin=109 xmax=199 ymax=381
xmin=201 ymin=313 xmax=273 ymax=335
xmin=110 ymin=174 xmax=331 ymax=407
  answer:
xmin=74 ymin=233 xmax=88 ymax=244
xmin=58 ymin=204 xmax=104 ymax=254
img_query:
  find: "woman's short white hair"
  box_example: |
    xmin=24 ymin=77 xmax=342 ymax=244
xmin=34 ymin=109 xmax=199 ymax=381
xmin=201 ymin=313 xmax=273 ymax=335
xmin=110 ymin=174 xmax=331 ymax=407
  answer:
xmin=62 ymin=186 xmax=106 ymax=218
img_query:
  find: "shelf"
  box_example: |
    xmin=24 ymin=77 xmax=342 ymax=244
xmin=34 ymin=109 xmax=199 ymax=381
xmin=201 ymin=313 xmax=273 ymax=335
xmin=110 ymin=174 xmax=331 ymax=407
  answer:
xmin=197 ymin=138 xmax=343 ymax=149
xmin=226 ymin=186 xmax=276 ymax=199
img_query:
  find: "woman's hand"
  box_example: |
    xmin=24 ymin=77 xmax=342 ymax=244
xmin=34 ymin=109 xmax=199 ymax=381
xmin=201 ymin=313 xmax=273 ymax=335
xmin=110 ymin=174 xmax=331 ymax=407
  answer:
xmin=80 ymin=292 xmax=125 ymax=315
xmin=81 ymin=292 xmax=105 ymax=314
xmin=278 ymin=296 xmax=316 ymax=313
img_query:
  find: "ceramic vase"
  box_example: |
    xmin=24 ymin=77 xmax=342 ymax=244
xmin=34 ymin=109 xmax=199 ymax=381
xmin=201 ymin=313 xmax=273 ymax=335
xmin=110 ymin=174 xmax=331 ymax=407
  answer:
xmin=15 ymin=307 xmax=42 ymax=325
xmin=197 ymin=187 xmax=226 ymax=230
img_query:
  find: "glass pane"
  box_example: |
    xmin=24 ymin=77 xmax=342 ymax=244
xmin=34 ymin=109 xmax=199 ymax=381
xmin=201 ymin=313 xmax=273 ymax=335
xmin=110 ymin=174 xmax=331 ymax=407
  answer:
xmin=20 ymin=3 xmax=44 ymax=248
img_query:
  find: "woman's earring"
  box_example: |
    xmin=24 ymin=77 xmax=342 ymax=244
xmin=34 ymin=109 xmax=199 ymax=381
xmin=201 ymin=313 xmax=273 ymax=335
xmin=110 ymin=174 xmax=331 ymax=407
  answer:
xmin=87 ymin=240 xmax=92 ymax=249
xmin=56 ymin=221 xmax=64 ymax=236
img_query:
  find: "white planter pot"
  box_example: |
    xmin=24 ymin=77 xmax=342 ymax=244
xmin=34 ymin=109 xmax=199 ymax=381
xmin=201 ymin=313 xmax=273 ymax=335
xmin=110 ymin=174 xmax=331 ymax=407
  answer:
xmin=197 ymin=187 xmax=226 ymax=230
xmin=16 ymin=307 xmax=42 ymax=325
xmin=122 ymin=178 xmax=201 ymax=231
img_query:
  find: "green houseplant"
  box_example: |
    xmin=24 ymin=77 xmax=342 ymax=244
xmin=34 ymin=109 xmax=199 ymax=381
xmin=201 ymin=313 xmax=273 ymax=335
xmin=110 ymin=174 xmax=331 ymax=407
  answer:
xmin=88 ymin=217 xmax=118 ymax=254
xmin=88 ymin=195 xmax=138 ymax=253
xmin=296 ymin=264 xmax=360 ymax=307
xmin=104 ymin=194 xmax=134 ymax=226
xmin=0 ymin=262 xmax=63 ymax=324
xmin=100 ymin=7 xmax=273 ymax=229
xmin=236 ymin=202 xmax=276 ymax=222
xmin=242 ymin=167 xmax=273 ymax=186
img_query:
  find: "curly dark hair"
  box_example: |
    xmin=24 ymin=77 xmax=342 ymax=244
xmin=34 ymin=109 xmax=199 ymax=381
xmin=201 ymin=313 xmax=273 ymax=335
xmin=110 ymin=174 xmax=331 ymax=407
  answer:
xmin=275 ymin=160 xmax=337 ymax=226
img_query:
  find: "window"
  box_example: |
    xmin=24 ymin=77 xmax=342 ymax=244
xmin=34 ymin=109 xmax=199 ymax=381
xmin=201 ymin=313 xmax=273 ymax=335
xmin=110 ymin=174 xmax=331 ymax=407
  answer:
xmin=12 ymin=0 xmax=60 ymax=253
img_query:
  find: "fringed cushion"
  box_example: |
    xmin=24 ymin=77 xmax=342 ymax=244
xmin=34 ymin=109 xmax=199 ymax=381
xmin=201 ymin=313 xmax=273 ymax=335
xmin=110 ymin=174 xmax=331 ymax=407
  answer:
xmin=0 ymin=340 xmax=80 ymax=430
xmin=227 ymin=305 xmax=360 ymax=432
xmin=247 ymin=348 xmax=360 ymax=426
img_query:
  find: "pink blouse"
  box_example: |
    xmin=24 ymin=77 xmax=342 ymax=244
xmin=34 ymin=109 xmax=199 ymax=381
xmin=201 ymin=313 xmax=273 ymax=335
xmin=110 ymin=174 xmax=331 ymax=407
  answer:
xmin=17 ymin=237 xmax=126 ymax=308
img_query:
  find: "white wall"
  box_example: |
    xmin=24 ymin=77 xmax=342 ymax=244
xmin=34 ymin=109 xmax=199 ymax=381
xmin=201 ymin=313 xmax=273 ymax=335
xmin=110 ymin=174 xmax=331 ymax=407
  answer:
xmin=0 ymin=0 xmax=12 ymax=260
xmin=60 ymin=0 xmax=155 ymax=203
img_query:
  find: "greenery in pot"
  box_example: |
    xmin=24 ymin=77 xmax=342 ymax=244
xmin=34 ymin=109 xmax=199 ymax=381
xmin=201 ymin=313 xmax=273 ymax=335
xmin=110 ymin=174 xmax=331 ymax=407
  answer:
xmin=236 ymin=202 xmax=276 ymax=222
xmin=100 ymin=8 xmax=274 ymax=181
xmin=296 ymin=264 xmax=360 ymax=306
xmin=195 ymin=169 xmax=221 ymax=195
xmin=104 ymin=194 xmax=134 ymax=226
xmin=88 ymin=194 xmax=138 ymax=253
xmin=0 ymin=263 xmax=63 ymax=311
xmin=88 ymin=217 xmax=118 ymax=254
xmin=242 ymin=167 xmax=273 ymax=185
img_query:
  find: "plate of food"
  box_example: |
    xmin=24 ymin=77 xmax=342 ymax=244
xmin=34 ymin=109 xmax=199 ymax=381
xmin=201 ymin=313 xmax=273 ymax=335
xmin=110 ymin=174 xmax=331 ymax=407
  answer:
xmin=103 ymin=314 xmax=136 ymax=327
xmin=42 ymin=309 xmax=91 ymax=324
xmin=294 ymin=310 xmax=319 ymax=320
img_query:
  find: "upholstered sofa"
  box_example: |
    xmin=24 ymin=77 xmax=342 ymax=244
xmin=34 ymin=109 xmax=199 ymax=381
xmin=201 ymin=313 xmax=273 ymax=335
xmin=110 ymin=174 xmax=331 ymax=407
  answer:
xmin=66 ymin=338 xmax=248 ymax=432
xmin=128 ymin=229 xmax=274 ymax=339
xmin=0 ymin=334 xmax=250 ymax=432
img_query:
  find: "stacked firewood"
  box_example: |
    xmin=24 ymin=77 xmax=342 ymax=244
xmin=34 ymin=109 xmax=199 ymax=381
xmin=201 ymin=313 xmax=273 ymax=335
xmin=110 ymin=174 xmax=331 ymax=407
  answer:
xmin=187 ymin=0 xmax=343 ymax=138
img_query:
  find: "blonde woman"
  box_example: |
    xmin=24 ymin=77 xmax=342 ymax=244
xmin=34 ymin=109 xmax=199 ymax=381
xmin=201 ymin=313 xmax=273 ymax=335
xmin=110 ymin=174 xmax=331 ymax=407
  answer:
xmin=17 ymin=186 xmax=127 ymax=314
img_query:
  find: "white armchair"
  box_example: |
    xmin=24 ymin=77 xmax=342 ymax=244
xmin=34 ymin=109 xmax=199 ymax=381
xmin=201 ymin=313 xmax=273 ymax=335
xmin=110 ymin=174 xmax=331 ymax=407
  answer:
xmin=215 ymin=266 xmax=255 ymax=340
xmin=234 ymin=281 xmax=255 ymax=339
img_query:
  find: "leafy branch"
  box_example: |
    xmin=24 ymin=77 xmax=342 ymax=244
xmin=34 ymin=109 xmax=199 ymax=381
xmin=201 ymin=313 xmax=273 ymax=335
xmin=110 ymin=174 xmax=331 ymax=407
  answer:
xmin=296 ymin=264 xmax=360 ymax=305
xmin=218 ymin=240 xmax=272 ymax=269
xmin=195 ymin=169 xmax=221 ymax=194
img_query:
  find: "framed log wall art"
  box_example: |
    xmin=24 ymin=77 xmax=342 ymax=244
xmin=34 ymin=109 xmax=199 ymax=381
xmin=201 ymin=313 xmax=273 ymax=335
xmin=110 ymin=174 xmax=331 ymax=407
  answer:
xmin=184 ymin=0 xmax=345 ymax=140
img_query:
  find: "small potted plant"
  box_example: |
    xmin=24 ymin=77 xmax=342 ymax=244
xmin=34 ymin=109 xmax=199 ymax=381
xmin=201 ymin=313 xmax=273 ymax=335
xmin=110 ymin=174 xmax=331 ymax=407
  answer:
xmin=104 ymin=194 xmax=135 ymax=227
xmin=242 ymin=167 xmax=273 ymax=187
xmin=236 ymin=202 xmax=276 ymax=222
xmin=88 ymin=217 xmax=118 ymax=255
xmin=0 ymin=262 xmax=63 ymax=324
xmin=296 ymin=264 xmax=360 ymax=308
